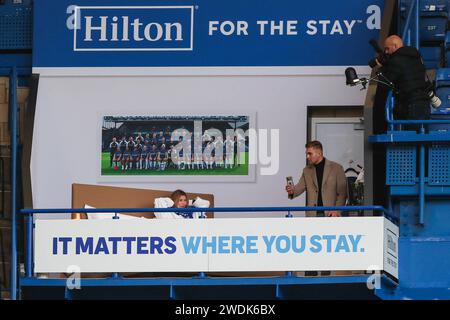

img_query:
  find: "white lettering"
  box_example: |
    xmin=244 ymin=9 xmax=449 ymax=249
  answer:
xmin=270 ymin=20 xmax=284 ymax=35
xmin=286 ymin=20 xmax=298 ymax=35
xmin=220 ymin=21 xmax=235 ymax=36
xmin=66 ymin=5 xmax=80 ymax=30
xmin=111 ymin=16 xmax=119 ymax=41
xmin=307 ymin=19 xmax=358 ymax=36
xmin=209 ymin=20 xmax=248 ymax=36
xmin=306 ymin=20 xmax=317 ymax=35
xmin=344 ymin=20 xmax=357 ymax=34
xmin=144 ymin=22 xmax=163 ymax=41
xmin=164 ymin=22 xmax=183 ymax=41
xmin=66 ymin=265 xmax=81 ymax=290
xmin=367 ymin=5 xmax=381 ymax=30
xmin=209 ymin=20 xmax=219 ymax=35
xmin=258 ymin=129 xmax=279 ymax=176
xmin=330 ymin=20 xmax=344 ymax=35
xmin=84 ymin=16 xmax=108 ymax=41
xmin=318 ymin=20 xmax=331 ymax=35
xmin=257 ymin=20 xmax=269 ymax=35
xmin=237 ymin=21 xmax=249 ymax=35
xmin=122 ymin=16 xmax=129 ymax=41
xmin=132 ymin=18 xmax=144 ymax=41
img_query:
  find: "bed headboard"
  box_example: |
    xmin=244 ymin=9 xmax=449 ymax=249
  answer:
xmin=71 ymin=183 xmax=214 ymax=219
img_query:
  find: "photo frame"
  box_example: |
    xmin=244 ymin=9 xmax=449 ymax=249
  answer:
xmin=99 ymin=113 xmax=256 ymax=182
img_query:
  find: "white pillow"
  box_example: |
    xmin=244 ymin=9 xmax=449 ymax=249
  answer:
xmin=153 ymin=196 xmax=211 ymax=219
xmin=84 ymin=204 xmax=143 ymax=220
xmin=192 ymin=196 xmax=211 ymax=219
xmin=153 ymin=198 xmax=182 ymax=219
xmin=192 ymin=197 xmax=210 ymax=208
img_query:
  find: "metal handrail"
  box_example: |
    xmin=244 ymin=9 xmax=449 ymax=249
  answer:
xmin=10 ymin=67 xmax=18 ymax=301
xmin=20 ymin=205 xmax=396 ymax=226
xmin=2 ymin=66 xmax=32 ymax=300
xmin=20 ymin=205 xmax=388 ymax=214
xmin=384 ymin=91 xmax=450 ymax=126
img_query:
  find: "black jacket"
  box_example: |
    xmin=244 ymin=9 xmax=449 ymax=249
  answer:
xmin=381 ymin=46 xmax=429 ymax=109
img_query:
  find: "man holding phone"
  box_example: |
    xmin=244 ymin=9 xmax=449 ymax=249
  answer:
xmin=285 ymin=140 xmax=347 ymax=217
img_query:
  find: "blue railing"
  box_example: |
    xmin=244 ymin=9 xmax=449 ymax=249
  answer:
xmin=20 ymin=205 xmax=394 ymax=281
xmin=384 ymin=90 xmax=450 ymax=226
xmin=1 ymin=66 xmax=31 ymax=300
xmin=384 ymin=91 xmax=450 ymax=128
xmin=401 ymin=0 xmax=420 ymax=50
xmin=390 ymin=0 xmax=450 ymax=226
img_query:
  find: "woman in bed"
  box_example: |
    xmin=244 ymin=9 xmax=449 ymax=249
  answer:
xmin=170 ymin=189 xmax=193 ymax=218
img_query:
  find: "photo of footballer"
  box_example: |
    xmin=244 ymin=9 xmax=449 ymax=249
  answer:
xmin=101 ymin=115 xmax=250 ymax=176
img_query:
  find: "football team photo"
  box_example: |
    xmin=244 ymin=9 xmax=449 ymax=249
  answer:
xmin=101 ymin=115 xmax=250 ymax=176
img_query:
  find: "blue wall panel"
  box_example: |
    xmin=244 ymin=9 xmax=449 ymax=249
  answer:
xmin=32 ymin=0 xmax=384 ymax=68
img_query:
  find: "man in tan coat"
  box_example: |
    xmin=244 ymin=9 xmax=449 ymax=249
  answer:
xmin=286 ymin=140 xmax=348 ymax=217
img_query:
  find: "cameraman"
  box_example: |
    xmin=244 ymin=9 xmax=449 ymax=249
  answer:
xmin=373 ymin=35 xmax=430 ymax=121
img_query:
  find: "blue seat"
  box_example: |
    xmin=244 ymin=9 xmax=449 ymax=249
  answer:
xmin=435 ymin=68 xmax=450 ymax=85
xmin=419 ymin=0 xmax=447 ymax=11
xmin=419 ymin=11 xmax=448 ymax=42
xmin=445 ymin=32 xmax=450 ymax=66
xmin=420 ymin=46 xmax=443 ymax=68
xmin=400 ymin=1 xmax=447 ymax=42
xmin=400 ymin=0 xmax=447 ymax=11
xmin=434 ymin=68 xmax=450 ymax=114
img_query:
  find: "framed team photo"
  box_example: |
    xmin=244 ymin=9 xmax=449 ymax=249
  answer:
xmin=100 ymin=114 xmax=255 ymax=182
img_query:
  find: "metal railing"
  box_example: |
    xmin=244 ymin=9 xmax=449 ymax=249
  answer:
xmin=384 ymin=91 xmax=450 ymax=226
xmin=401 ymin=0 xmax=419 ymax=50
xmin=0 ymin=66 xmax=31 ymax=300
xmin=385 ymin=91 xmax=450 ymax=130
xmin=386 ymin=0 xmax=450 ymax=226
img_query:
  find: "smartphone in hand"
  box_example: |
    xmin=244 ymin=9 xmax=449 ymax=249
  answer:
xmin=286 ymin=176 xmax=294 ymax=199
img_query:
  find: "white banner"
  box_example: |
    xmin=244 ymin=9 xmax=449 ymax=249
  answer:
xmin=34 ymin=217 xmax=397 ymax=277
xmin=383 ymin=218 xmax=399 ymax=279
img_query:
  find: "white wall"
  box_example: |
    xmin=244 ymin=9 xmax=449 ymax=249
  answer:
xmin=31 ymin=67 xmax=368 ymax=217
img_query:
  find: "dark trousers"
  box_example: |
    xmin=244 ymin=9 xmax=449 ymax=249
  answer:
xmin=407 ymin=102 xmax=430 ymax=120
xmin=396 ymin=101 xmax=430 ymax=131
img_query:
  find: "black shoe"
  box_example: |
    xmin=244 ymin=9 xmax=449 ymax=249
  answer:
xmin=305 ymin=271 xmax=318 ymax=277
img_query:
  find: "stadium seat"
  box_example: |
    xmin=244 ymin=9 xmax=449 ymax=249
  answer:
xmin=434 ymin=68 xmax=450 ymax=114
xmin=420 ymin=45 xmax=443 ymax=68
xmin=400 ymin=0 xmax=447 ymax=11
xmin=419 ymin=11 xmax=448 ymax=42
xmin=419 ymin=0 xmax=447 ymax=11
xmin=445 ymin=32 xmax=450 ymax=66
xmin=399 ymin=3 xmax=447 ymax=44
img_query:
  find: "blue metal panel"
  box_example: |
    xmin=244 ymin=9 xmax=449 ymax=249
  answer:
xmin=0 ymin=54 xmax=31 ymax=68
xmin=20 ymin=275 xmax=381 ymax=299
xmin=398 ymin=237 xmax=450 ymax=289
xmin=390 ymin=185 xmax=450 ymax=195
xmin=32 ymin=0 xmax=385 ymax=68
xmin=20 ymin=276 xmax=373 ymax=287
xmin=0 ymin=3 xmax=32 ymax=50
xmin=398 ymin=199 xmax=450 ymax=237
xmin=369 ymin=131 xmax=450 ymax=142
xmin=428 ymin=144 xmax=450 ymax=185
xmin=386 ymin=146 xmax=417 ymax=185
xmin=376 ymin=235 xmax=450 ymax=299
